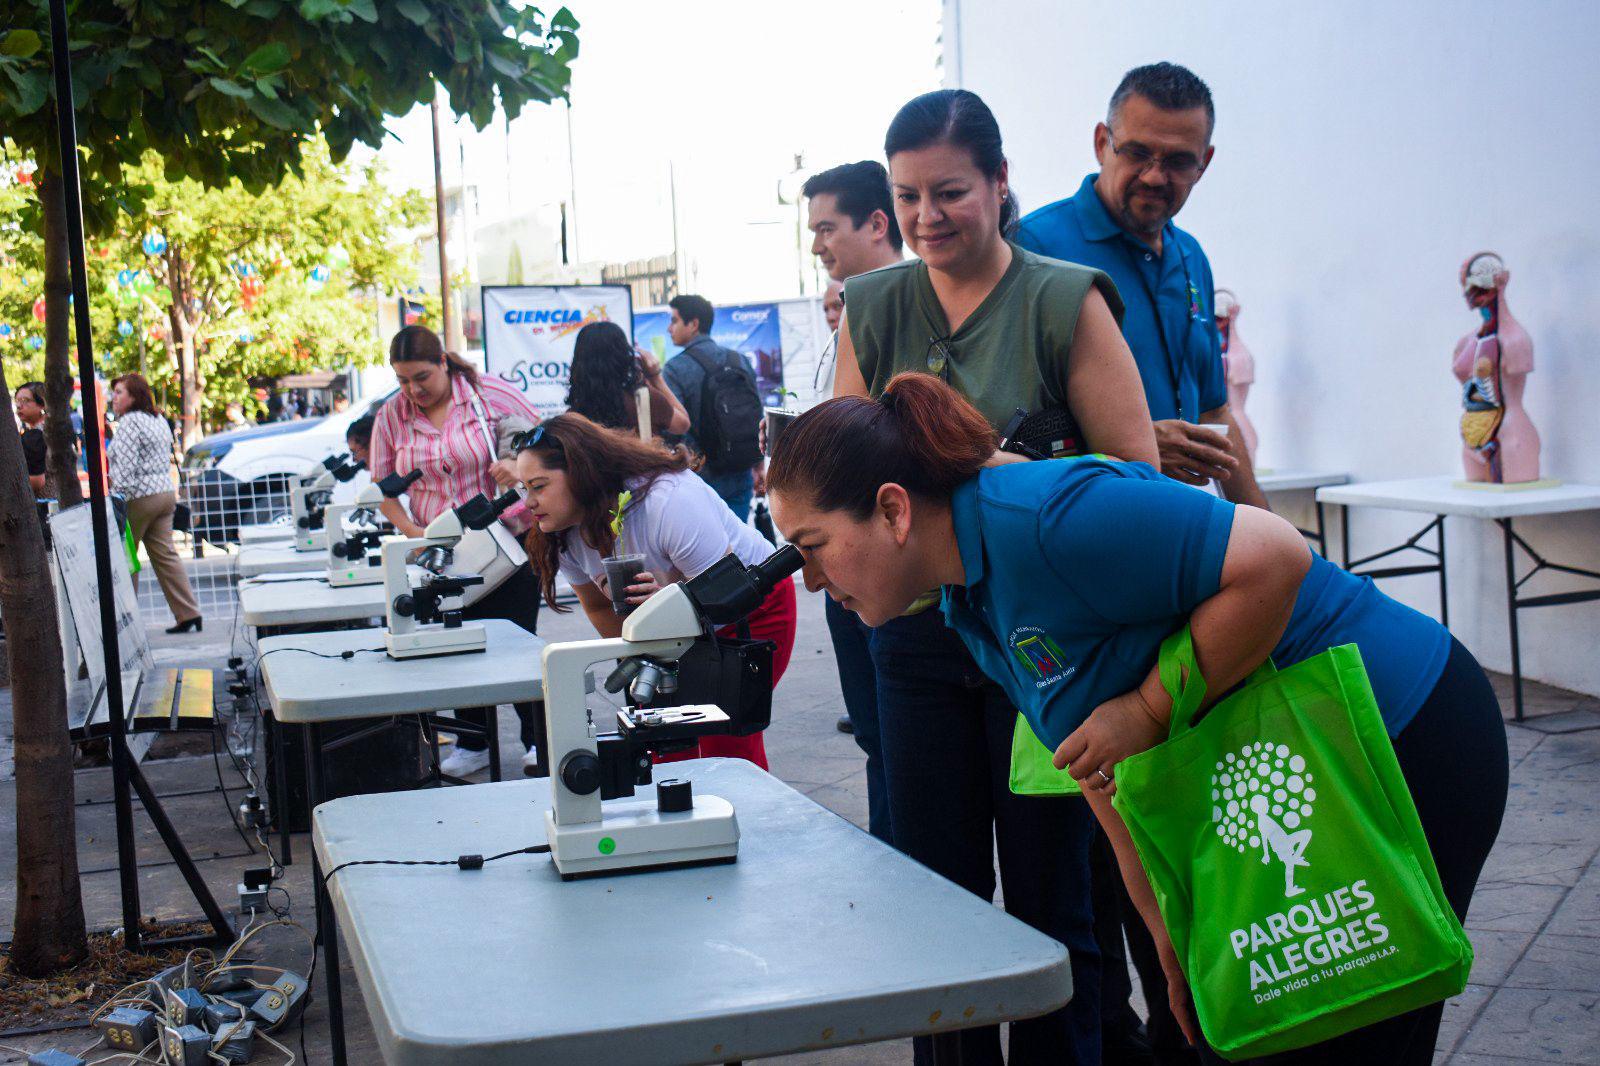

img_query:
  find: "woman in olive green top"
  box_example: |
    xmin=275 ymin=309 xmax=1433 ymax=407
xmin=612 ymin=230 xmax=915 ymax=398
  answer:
xmin=831 ymin=90 xmax=1158 ymax=1066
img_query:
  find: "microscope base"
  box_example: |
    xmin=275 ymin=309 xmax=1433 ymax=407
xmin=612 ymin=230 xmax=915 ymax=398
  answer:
xmin=546 ymin=795 xmax=739 ymax=880
xmin=385 ymin=623 xmax=487 ymax=659
xmin=293 ymin=531 xmax=328 ymax=552
xmin=327 ymin=565 xmax=385 ymax=587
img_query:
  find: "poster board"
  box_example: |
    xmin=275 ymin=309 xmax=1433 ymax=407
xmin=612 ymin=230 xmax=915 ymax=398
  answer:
xmin=481 ymin=285 xmax=634 ymax=420
xmin=50 ymin=504 xmax=153 ymax=691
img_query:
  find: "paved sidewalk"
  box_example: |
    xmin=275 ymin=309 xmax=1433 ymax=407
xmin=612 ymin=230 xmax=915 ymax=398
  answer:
xmin=2 ymin=578 xmax=1598 ymax=1064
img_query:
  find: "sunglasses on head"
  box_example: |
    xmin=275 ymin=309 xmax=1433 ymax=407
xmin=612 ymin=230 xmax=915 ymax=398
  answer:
xmin=511 ymin=425 xmax=560 ymax=453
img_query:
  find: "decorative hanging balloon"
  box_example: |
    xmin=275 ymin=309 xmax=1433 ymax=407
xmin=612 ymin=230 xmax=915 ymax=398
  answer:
xmin=15 ymin=167 xmax=33 ymax=186
xmin=27 ymin=335 xmax=43 ymax=349
xmin=116 ymin=268 xmax=136 ymax=287
xmin=147 ymin=321 xmax=167 ymax=341
xmin=308 ymin=264 xmax=332 ymax=284
xmin=133 ymin=271 xmax=156 ymax=295
xmin=0 ymin=323 xmax=11 ymax=337
xmin=327 ymin=245 xmax=351 ymax=271
xmin=237 ymin=330 xmax=255 ymax=343
xmin=232 ymin=261 xmax=257 ymax=278
xmin=32 ymin=296 xmax=46 ymax=321
xmin=142 ymin=231 xmax=167 ymax=256
xmin=117 ymin=319 xmax=134 ymax=337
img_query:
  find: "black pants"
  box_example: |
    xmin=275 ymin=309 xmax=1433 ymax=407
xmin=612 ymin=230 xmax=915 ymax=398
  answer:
xmin=1198 ymin=636 xmax=1509 ymax=1065
xmin=455 ymin=562 xmax=542 ymax=752
xmin=871 ymin=608 xmax=1101 ymax=1066
xmin=1095 ymin=827 xmax=1200 ymax=1064
xmin=825 ymin=594 xmax=891 ymax=843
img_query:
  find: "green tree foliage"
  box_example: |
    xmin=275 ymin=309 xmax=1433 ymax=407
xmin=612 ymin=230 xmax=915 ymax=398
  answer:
xmin=0 ymin=0 xmax=578 ymax=978
xmin=1 ymin=141 xmax=429 ymax=430
xmin=0 ymin=1 xmax=578 ymax=214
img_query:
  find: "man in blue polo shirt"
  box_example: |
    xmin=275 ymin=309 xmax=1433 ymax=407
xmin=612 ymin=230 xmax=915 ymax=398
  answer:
xmin=1016 ymin=62 xmax=1266 ymax=511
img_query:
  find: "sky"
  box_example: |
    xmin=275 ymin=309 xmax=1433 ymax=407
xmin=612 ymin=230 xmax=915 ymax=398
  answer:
xmin=358 ymin=0 xmax=943 ymax=305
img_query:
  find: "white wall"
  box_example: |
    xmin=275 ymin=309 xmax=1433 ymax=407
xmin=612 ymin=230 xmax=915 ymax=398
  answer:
xmin=946 ymin=0 xmax=1600 ymax=697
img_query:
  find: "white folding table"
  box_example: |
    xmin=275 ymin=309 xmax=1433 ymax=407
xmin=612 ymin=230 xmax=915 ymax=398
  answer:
xmin=1255 ymin=470 xmax=1349 ymax=556
xmin=238 ymin=543 xmax=325 ymax=577
xmin=258 ymin=618 xmax=547 ymax=1027
xmin=238 ymin=521 xmax=294 ymax=546
xmin=1317 ymin=476 xmax=1600 ymax=719
xmin=237 ymin=573 xmax=388 ymax=633
xmin=313 ymin=760 xmax=1073 ymax=1065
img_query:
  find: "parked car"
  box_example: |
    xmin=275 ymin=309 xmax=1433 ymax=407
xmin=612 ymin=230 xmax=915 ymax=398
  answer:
xmin=181 ymin=394 xmax=391 ymax=546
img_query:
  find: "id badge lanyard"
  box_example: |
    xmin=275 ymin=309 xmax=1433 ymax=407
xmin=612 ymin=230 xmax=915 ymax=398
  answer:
xmin=1123 ymin=229 xmax=1203 ymax=421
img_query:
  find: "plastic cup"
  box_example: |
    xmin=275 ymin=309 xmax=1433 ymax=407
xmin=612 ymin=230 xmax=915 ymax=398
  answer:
xmin=1199 ymin=422 xmax=1231 ymax=438
xmin=602 ymin=554 xmax=647 ymax=615
xmin=764 ymin=408 xmax=798 ymax=457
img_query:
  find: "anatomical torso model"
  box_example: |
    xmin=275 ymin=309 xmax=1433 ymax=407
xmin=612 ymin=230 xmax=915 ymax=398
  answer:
xmin=1214 ymin=288 xmax=1258 ymax=461
xmin=1452 ymin=252 xmax=1540 ymax=484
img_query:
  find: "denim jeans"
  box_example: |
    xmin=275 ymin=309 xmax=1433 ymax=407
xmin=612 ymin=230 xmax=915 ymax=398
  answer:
xmin=870 ymin=607 xmax=1101 ymax=1066
xmin=700 ymin=467 xmax=753 ymax=522
xmin=825 ymin=595 xmax=890 ymax=844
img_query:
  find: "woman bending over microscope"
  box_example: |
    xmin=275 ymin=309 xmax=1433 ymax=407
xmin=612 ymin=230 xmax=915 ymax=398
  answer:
xmin=513 ymin=413 xmax=796 ymax=770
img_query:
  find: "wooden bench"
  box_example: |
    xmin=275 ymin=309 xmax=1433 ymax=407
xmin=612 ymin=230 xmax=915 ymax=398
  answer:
xmin=67 ymin=667 xmax=219 ymax=749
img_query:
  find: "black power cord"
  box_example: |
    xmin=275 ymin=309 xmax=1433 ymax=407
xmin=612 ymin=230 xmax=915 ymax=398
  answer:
xmin=321 ymin=844 xmax=551 ymax=888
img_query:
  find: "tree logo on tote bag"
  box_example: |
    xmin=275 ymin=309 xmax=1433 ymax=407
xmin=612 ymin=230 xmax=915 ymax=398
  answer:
xmin=1212 ymin=741 xmax=1318 ymax=897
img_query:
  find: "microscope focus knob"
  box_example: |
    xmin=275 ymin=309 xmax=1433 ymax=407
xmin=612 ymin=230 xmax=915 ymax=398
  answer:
xmin=559 ymin=752 xmax=602 ymax=796
xmin=393 ymin=594 xmax=416 ymax=618
xmin=332 ymin=541 xmax=350 ymax=558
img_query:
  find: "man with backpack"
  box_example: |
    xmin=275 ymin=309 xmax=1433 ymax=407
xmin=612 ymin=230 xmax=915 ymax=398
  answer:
xmin=661 ymin=294 xmax=765 ymax=520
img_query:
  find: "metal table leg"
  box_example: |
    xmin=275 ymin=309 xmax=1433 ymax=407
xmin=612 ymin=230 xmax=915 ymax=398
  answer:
xmin=930 ymin=1031 xmax=963 ymax=1065
xmin=1503 ymin=519 xmax=1524 ymax=722
xmin=487 ymin=705 xmax=502 ymax=783
xmin=304 ymin=721 xmax=347 ymax=1066
xmin=1340 ymin=511 xmax=1449 ymax=627
xmin=269 ymin=709 xmax=293 ymax=866
xmin=1495 ymin=517 xmax=1600 ymax=722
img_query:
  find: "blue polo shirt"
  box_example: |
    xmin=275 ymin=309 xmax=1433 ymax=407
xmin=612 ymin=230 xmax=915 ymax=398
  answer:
xmin=941 ymin=459 xmax=1451 ymax=749
xmin=1015 ymin=174 xmax=1225 ymax=422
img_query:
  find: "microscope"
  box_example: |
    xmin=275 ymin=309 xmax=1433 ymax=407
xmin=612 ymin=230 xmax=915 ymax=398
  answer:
xmin=381 ymin=489 xmax=525 ymax=659
xmin=289 ymin=454 xmax=365 ymax=553
xmin=325 ymin=470 xmax=422 ymax=587
xmin=541 ymin=544 xmax=803 ymax=880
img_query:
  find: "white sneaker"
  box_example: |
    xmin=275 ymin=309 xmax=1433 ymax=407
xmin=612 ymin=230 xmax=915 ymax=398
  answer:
xmin=439 ymin=746 xmax=491 ymax=779
xmin=521 ymin=746 xmax=542 ymax=777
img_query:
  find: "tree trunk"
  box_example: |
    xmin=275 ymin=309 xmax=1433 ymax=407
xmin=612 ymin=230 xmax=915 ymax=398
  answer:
xmin=37 ymin=173 xmax=84 ymax=508
xmin=0 ymin=371 xmax=89 ymax=977
xmin=169 ymin=257 xmax=201 ymax=450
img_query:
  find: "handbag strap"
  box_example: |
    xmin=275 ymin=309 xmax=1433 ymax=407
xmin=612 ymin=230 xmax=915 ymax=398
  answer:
xmin=1158 ymin=623 xmax=1278 ymax=739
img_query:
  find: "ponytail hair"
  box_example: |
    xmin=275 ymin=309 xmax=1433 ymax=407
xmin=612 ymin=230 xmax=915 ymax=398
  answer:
xmin=389 ymin=324 xmax=478 ymax=386
xmin=768 ymin=372 xmax=995 ymax=518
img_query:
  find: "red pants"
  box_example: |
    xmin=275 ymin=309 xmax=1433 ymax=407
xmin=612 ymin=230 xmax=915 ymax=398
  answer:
xmin=656 ymin=576 xmax=796 ymax=771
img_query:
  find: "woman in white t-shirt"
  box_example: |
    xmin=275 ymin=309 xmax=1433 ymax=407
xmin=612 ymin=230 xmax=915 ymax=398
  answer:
xmin=514 ymin=413 xmax=796 ymax=768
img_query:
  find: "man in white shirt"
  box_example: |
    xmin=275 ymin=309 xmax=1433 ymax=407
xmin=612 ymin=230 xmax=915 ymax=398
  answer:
xmin=802 ymin=160 xmax=903 ymax=842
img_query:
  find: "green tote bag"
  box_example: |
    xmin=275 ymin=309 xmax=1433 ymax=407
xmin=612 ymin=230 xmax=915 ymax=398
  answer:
xmin=1112 ymin=627 xmax=1472 ymax=1059
xmin=1009 ymin=712 xmax=1081 ymax=796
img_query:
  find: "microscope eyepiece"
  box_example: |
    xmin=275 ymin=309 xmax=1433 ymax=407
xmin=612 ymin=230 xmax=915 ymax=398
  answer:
xmin=377 ymin=469 xmax=423 ymax=498
xmin=682 ymin=544 xmax=805 ymax=627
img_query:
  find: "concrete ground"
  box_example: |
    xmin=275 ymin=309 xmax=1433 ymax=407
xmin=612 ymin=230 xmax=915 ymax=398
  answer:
xmin=3 ymin=562 xmax=1599 ymax=1064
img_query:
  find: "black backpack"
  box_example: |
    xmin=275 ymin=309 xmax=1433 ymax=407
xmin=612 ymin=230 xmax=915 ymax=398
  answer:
xmin=686 ymin=345 xmax=763 ymax=473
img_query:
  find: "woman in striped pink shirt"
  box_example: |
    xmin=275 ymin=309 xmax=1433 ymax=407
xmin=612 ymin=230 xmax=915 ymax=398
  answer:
xmin=369 ymin=325 xmax=544 ymax=778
